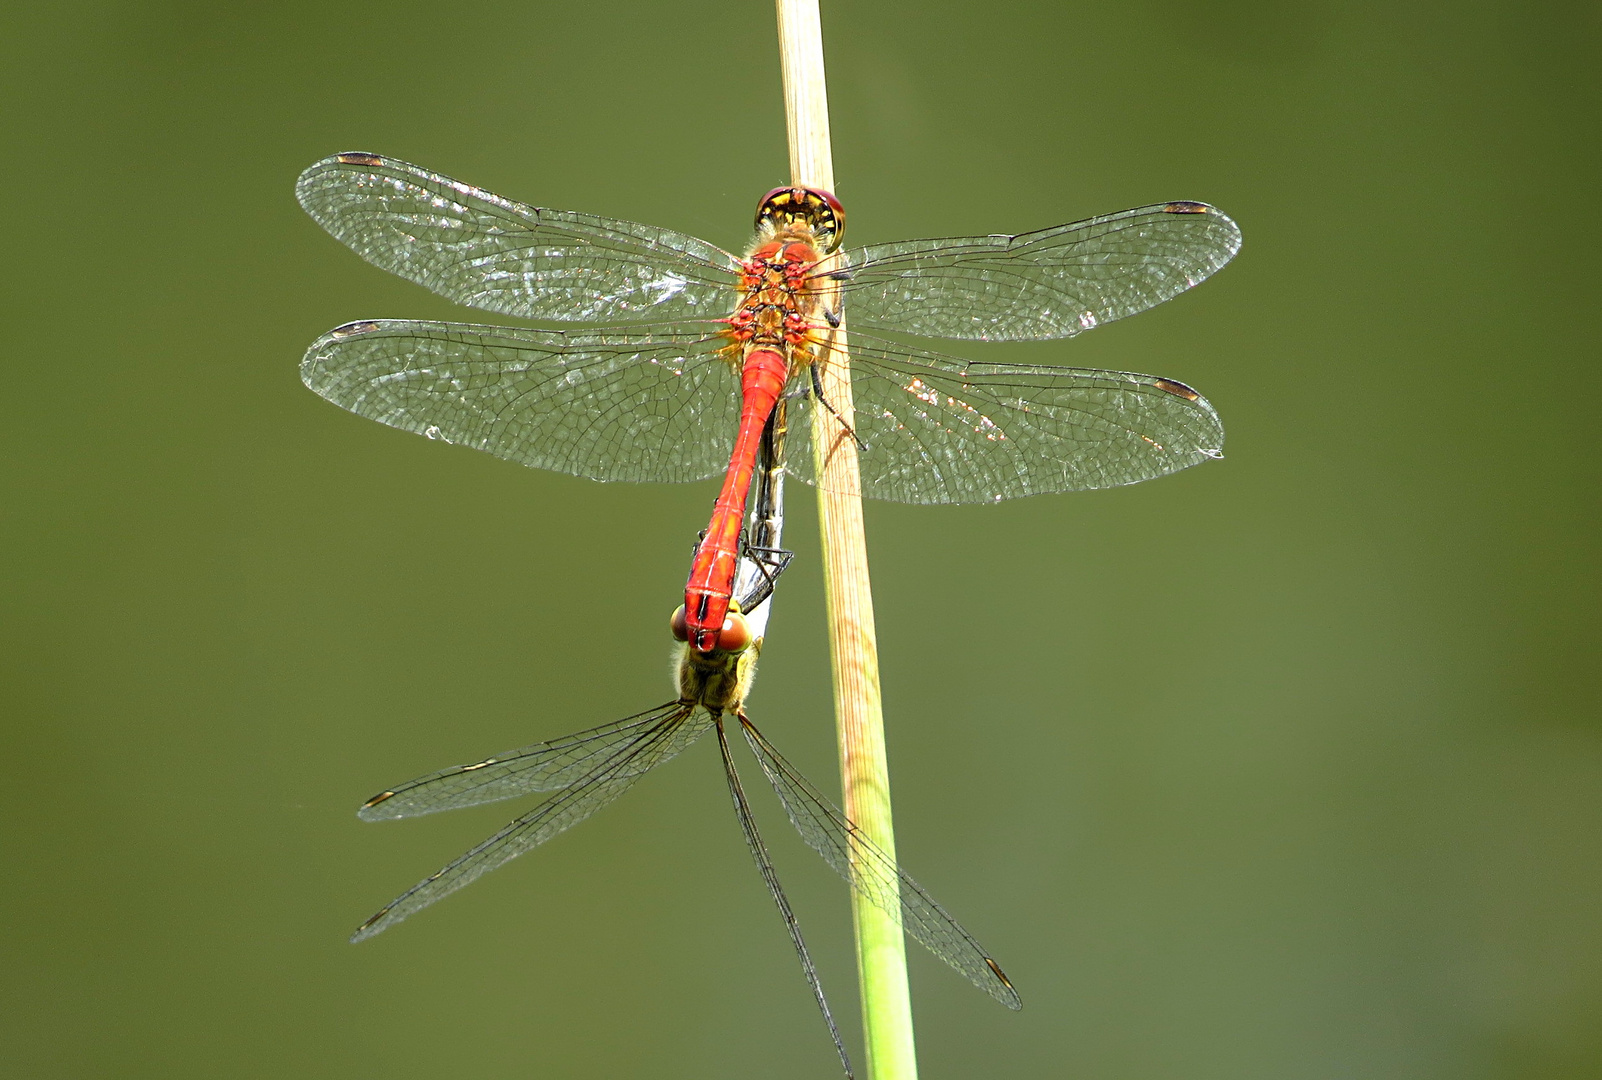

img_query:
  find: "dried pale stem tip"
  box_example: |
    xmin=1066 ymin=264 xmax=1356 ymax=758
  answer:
xmin=774 ymin=1 xmax=919 ymax=1078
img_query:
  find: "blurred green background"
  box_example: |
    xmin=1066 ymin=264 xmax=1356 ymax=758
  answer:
xmin=3 ymin=1 xmax=1597 ymax=1077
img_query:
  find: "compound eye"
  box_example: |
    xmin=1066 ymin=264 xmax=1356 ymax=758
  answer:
xmin=717 ymin=611 xmax=753 ymax=654
xmin=805 ymin=187 xmax=846 ymax=252
xmin=669 ymin=605 xmax=690 ymax=642
xmin=754 ymin=186 xmax=795 ymax=230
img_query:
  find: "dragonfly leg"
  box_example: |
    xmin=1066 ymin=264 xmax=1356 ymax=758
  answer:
xmin=808 ymin=341 xmax=870 ymax=454
xmin=715 ymin=716 xmax=855 ymax=1080
xmin=733 ymin=540 xmax=794 ymax=613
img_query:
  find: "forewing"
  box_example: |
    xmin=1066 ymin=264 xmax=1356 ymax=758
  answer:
xmin=740 ymin=718 xmax=1022 ymax=1009
xmin=836 ymin=202 xmax=1240 ymax=341
xmin=297 ymin=153 xmax=741 ymax=322
xmin=787 ymin=334 xmax=1224 ymax=504
xmin=352 ymin=707 xmax=714 ymax=942
xmin=302 ymin=320 xmax=740 ymax=484
xmin=358 ymin=705 xmax=684 ymax=821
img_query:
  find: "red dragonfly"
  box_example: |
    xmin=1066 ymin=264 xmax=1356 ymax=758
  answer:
xmin=298 ymin=153 xmax=1239 ymax=650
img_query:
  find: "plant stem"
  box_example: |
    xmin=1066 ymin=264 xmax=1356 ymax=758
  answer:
xmin=773 ymin=4 xmax=919 ymax=1079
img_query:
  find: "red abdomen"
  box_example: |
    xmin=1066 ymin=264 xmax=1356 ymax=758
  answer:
xmin=683 ymin=347 xmax=789 ymax=652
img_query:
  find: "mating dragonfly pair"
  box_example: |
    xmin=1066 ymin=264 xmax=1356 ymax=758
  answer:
xmin=299 ymin=152 xmax=1239 ymax=1075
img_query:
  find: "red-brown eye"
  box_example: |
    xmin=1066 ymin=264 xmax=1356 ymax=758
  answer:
xmin=669 ymin=605 xmax=689 ymax=642
xmin=717 ymin=611 xmax=753 ymax=653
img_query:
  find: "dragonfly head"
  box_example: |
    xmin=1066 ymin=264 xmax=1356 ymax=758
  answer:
xmin=755 ymin=186 xmax=845 ymax=254
xmin=671 ymin=604 xmax=754 ymax=655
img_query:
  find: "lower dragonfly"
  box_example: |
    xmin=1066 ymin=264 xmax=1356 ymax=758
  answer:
xmin=352 ymin=407 xmax=1017 ymax=1078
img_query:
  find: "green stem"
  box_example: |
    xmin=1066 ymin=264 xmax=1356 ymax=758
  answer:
xmin=773 ymin=1 xmax=919 ymax=1077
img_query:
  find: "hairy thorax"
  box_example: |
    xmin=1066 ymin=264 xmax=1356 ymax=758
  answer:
xmin=674 ymin=637 xmax=761 ymax=715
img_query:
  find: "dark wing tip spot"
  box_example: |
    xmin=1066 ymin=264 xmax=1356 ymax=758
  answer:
xmin=1163 ymin=201 xmax=1210 ymax=215
xmin=335 ymin=152 xmax=385 ymax=167
xmin=361 ymin=790 xmax=396 ymax=809
xmin=985 ymin=957 xmax=1023 ymax=1008
xmin=1153 ymin=378 xmax=1201 ymax=401
xmin=331 ymin=320 xmax=382 ymax=338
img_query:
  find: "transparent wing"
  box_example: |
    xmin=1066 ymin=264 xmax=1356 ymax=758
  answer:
xmin=298 ymin=153 xmax=741 ymax=322
xmin=358 ymin=705 xmax=683 ymax=821
xmin=352 ymin=706 xmax=713 ymax=942
xmin=715 ymin=723 xmax=854 ymax=1078
xmin=302 ymin=319 xmax=741 ymax=484
xmin=788 ymin=333 xmax=1223 ymax=504
xmin=739 ymin=717 xmax=1022 ymax=1009
xmin=835 ymin=202 xmax=1240 ymax=341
